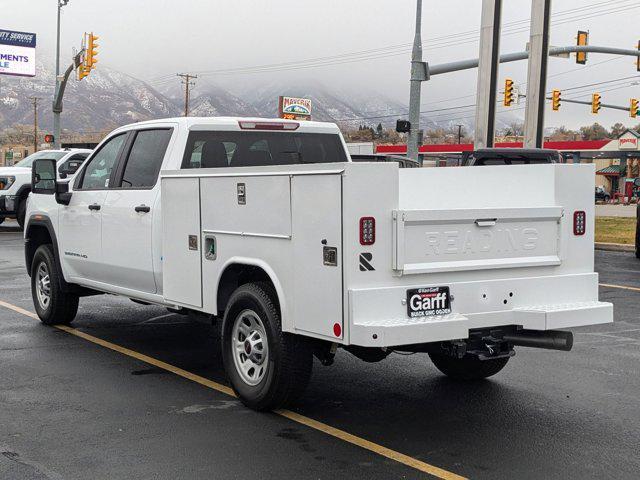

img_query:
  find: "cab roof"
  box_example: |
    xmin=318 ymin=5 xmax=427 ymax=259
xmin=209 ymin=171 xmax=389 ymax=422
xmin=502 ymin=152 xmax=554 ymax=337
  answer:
xmin=114 ymin=117 xmax=341 ymax=135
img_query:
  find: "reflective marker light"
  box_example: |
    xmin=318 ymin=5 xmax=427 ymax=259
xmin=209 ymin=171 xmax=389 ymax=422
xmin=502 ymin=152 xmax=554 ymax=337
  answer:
xmin=573 ymin=211 xmax=586 ymax=236
xmin=238 ymin=121 xmax=299 ymax=131
xmin=359 ymin=217 xmax=376 ymax=245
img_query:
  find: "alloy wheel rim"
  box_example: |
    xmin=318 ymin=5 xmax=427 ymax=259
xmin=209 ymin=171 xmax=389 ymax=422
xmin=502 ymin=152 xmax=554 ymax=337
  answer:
xmin=231 ymin=309 xmax=269 ymax=386
xmin=35 ymin=262 xmax=51 ymax=310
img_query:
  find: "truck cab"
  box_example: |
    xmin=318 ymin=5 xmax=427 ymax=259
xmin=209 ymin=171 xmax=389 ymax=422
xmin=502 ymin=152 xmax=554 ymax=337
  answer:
xmin=25 ymin=117 xmax=612 ymax=411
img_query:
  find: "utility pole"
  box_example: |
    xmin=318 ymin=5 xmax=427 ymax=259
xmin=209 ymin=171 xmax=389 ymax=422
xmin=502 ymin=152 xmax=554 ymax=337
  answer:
xmin=456 ymin=124 xmax=463 ymax=144
xmin=30 ymin=97 xmax=40 ymax=153
xmin=523 ymin=0 xmax=552 ymax=148
xmin=407 ymin=0 xmax=428 ymax=163
xmin=177 ymin=73 xmax=197 ymax=117
xmin=474 ymin=0 xmax=502 ymax=149
xmin=53 ymin=0 xmax=69 ymax=149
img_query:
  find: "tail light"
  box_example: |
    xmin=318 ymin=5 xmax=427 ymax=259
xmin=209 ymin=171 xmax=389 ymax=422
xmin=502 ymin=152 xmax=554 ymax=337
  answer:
xmin=359 ymin=217 xmax=376 ymax=245
xmin=573 ymin=211 xmax=586 ymax=235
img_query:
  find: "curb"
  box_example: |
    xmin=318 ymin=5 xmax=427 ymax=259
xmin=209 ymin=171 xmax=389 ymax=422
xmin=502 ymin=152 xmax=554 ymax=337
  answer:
xmin=595 ymin=242 xmax=635 ymax=253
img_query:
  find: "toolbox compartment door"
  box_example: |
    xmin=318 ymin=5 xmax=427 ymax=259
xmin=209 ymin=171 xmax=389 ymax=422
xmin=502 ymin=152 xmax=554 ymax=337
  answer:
xmin=161 ymin=176 xmax=203 ymax=308
xmin=393 ymin=206 xmax=563 ymax=275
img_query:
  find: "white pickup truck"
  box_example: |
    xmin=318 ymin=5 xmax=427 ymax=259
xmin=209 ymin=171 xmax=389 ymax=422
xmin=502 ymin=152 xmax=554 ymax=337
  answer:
xmin=26 ymin=117 xmax=612 ymax=411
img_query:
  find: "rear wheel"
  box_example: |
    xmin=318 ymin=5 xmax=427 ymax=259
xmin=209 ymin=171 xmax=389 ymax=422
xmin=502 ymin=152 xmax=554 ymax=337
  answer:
xmin=0 ymin=216 xmax=4 ymax=225
xmin=31 ymin=244 xmax=79 ymax=325
xmin=429 ymin=352 xmax=510 ymax=380
xmin=221 ymin=282 xmax=313 ymax=411
xmin=604 ymin=195 xmax=610 ymax=203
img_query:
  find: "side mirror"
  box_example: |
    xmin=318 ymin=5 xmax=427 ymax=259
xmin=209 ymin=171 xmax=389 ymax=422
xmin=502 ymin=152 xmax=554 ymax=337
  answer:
xmin=32 ymin=159 xmax=57 ymax=195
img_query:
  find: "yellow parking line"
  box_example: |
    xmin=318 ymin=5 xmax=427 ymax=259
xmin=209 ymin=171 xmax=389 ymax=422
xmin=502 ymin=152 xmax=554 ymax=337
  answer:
xmin=599 ymin=283 xmax=640 ymax=293
xmin=0 ymin=299 xmax=466 ymax=480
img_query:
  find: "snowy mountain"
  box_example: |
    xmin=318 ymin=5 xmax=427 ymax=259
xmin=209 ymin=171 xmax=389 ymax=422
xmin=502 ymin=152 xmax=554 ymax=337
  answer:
xmin=0 ymin=60 xmax=522 ymax=136
xmin=0 ymin=60 xmax=180 ymax=134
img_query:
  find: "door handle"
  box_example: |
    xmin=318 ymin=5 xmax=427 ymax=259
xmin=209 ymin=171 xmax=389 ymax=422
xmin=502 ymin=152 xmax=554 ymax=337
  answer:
xmin=135 ymin=205 xmax=151 ymax=213
xmin=475 ymin=218 xmax=497 ymax=227
xmin=88 ymin=203 xmax=101 ymax=211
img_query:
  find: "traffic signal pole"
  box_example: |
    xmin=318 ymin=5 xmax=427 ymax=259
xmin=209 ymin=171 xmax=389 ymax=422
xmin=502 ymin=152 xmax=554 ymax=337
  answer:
xmin=473 ymin=0 xmax=502 ymax=149
xmin=407 ymin=0 xmax=426 ymax=163
xmin=53 ymin=0 xmax=69 ymax=149
xmin=52 ymin=50 xmax=85 ymax=143
xmin=523 ymin=0 xmax=552 ymax=148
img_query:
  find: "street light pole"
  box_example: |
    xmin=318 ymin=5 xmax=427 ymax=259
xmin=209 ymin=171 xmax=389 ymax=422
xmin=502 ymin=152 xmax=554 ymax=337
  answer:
xmin=53 ymin=0 xmax=69 ymax=149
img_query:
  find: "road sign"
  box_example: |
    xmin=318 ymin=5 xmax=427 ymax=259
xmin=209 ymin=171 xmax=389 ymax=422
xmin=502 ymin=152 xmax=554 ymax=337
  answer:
xmin=0 ymin=29 xmax=36 ymax=77
xmin=278 ymin=96 xmax=312 ymax=120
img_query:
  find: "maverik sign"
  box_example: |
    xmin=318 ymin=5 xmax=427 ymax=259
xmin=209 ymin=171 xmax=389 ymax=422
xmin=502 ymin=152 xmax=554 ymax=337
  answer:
xmin=278 ymin=96 xmax=312 ymax=120
xmin=0 ymin=29 xmax=36 ymax=77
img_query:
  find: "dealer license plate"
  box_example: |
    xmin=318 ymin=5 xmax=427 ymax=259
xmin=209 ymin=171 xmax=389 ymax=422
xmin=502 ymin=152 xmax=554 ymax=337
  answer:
xmin=406 ymin=287 xmax=451 ymax=318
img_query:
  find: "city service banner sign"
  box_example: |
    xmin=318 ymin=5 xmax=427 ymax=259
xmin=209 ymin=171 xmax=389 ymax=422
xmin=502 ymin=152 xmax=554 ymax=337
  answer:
xmin=0 ymin=29 xmax=36 ymax=77
xmin=278 ymin=96 xmax=312 ymax=120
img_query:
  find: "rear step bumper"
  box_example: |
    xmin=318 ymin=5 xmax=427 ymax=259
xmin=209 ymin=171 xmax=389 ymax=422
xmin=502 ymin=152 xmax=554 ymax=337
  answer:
xmin=347 ymin=273 xmax=613 ymax=347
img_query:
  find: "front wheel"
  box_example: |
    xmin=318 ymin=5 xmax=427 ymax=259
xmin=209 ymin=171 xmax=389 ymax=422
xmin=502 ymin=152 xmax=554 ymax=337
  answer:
xmin=635 ymin=204 xmax=640 ymax=259
xmin=31 ymin=244 xmax=79 ymax=325
xmin=429 ymin=353 xmax=510 ymax=380
xmin=221 ymin=282 xmax=313 ymax=411
xmin=16 ymin=198 xmax=26 ymax=229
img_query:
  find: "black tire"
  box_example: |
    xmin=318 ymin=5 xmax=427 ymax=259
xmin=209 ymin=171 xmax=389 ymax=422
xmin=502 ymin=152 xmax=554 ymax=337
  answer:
xmin=429 ymin=353 xmax=509 ymax=380
xmin=16 ymin=197 xmax=27 ymax=229
xmin=0 ymin=216 xmax=4 ymax=225
xmin=221 ymin=282 xmax=313 ymax=411
xmin=31 ymin=244 xmax=79 ymax=325
xmin=636 ymin=204 xmax=640 ymax=259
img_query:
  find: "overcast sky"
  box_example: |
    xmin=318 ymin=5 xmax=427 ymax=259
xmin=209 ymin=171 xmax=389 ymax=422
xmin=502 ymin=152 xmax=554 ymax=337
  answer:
xmin=4 ymin=0 xmax=640 ymax=130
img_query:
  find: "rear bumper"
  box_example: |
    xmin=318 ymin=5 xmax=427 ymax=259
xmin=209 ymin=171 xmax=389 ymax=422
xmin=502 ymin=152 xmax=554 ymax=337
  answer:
xmin=347 ymin=273 xmax=613 ymax=347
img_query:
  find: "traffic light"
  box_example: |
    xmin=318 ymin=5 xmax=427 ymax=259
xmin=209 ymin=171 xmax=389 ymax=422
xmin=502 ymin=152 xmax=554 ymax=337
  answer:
xmin=77 ymin=65 xmax=89 ymax=81
xmin=552 ymin=89 xmax=561 ymax=111
xmin=631 ymin=98 xmax=639 ymax=118
xmin=86 ymin=33 xmax=99 ymax=70
xmin=591 ymin=93 xmax=601 ymax=114
xmin=44 ymin=134 xmax=54 ymax=143
xmin=503 ymin=78 xmax=514 ymax=107
xmin=576 ymin=30 xmax=588 ymax=64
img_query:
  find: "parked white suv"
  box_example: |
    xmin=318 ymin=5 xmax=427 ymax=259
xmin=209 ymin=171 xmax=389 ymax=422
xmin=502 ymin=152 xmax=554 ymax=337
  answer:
xmin=0 ymin=149 xmax=91 ymax=228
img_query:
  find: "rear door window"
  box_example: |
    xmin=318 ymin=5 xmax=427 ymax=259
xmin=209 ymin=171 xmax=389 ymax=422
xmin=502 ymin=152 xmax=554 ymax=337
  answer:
xmin=182 ymin=131 xmax=347 ymax=169
xmin=116 ymin=129 xmax=173 ymax=188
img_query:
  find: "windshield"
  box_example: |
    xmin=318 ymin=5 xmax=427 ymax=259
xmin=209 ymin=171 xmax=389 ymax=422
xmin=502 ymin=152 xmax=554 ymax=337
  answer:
xmin=13 ymin=151 xmax=67 ymax=168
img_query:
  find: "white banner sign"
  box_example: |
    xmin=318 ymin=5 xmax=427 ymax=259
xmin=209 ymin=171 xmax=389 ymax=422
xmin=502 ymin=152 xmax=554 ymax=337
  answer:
xmin=0 ymin=29 xmax=37 ymax=77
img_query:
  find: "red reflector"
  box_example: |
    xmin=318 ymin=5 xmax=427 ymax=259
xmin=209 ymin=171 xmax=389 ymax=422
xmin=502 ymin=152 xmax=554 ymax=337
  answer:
xmin=238 ymin=120 xmax=299 ymax=131
xmin=359 ymin=217 xmax=375 ymax=245
xmin=333 ymin=323 xmax=342 ymax=337
xmin=573 ymin=211 xmax=586 ymax=235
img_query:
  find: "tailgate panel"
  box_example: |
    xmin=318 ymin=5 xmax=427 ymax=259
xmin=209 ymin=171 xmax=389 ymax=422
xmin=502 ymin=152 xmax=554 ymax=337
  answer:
xmin=393 ymin=206 xmax=562 ymax=274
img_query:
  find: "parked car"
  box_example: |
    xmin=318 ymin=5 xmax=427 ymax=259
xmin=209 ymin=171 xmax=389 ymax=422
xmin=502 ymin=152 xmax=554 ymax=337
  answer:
xmin=25 ymin=117 xmax=611 ymax=411
xmin=0 ymin=149 xmax=91 ymax=227
xmin=595 ymin=186 xmax=611 ymax=203
xmin=350 ymin=153 xmax=420 ymax=168
xmin=461 ymin=148 xmax=560 ymax=166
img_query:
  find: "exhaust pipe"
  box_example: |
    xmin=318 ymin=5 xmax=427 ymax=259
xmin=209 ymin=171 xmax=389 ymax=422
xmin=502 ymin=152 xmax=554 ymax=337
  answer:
xmin=503 ymin=329 xmax=573 ymax=351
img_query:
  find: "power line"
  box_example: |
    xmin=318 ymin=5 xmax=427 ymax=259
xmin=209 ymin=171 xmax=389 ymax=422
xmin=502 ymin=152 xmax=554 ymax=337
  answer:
xmin=149 ymin=0 xmax=637 ymax=84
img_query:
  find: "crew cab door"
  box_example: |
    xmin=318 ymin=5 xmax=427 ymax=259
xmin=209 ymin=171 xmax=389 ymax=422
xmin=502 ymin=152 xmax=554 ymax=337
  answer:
xmin=59 ymin=133 xmax=128 ymax=281
xmin=100 ymin=128 xmax=174 ymax=294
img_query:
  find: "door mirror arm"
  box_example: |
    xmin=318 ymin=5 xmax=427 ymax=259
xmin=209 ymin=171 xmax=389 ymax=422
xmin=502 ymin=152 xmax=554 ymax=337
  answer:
xmin=55 ymin=182 xmax=72 ymax=206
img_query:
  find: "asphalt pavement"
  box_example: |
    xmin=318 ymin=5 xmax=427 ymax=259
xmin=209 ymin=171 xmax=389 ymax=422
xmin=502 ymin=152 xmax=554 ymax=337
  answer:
xmin=1 ymin=219 xmax=639 ymax=479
